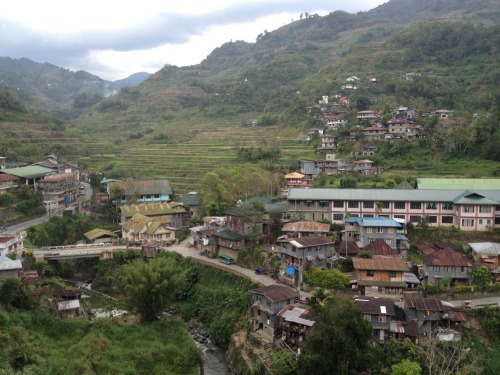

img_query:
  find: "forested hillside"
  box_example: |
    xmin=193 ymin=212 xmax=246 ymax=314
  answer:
xmin=0 ymin=0 xmax=499 ymax=192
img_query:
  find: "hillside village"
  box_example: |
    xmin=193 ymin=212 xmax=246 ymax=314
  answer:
xmin=1 ymin=148 xmax=500 ymax=372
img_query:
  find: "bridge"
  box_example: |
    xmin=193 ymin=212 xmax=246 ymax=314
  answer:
xmin=33 ymin=245 xmax=138 ymax=261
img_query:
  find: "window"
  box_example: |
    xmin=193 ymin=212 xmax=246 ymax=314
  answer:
xmin=433 ymin=266 xmax=440 ymax=271
xmin=348 ymin=201 xmax=359 ymax=209
xmin=441 ymin=216 xmax=454 ymax=224
xmin=369 ymin=238 xmax=375 ymax=243
xmin=364 ymin=314 xmax=371 ymax=321
xmin=410 ymin=202 xmax=421 ymax=210
xmin=378 ymin=214 xmax=389 ymax=218
xmin=367 ymin=227 xmax=373 ymax=233
xmin=480 ymin=206 xmax=492 ymax=213
xmin=319 ymin=201 xmax=328 ymax=208
xmin=429 ymin=216 xmax=437 ymax=223
xmin=461 ymin=218 xmax=474 ymax=227
xmin=442 ymin=202 xmax=454 ymax=210
xmin=363 ymin=214 xmax=374 ymax=218
xmin=479 ymin=219 xmax=483 ymax=225
xmin=377 ymin=227 xmax=384 ymax=233
xmin=333 ymin=201 xmax=344 ymax=208
xmin=410 ymin=215 xmax=421 ymax=223
xmin=394 ymin=215 xmax=405 ymax=219
xmin=333 ymin=214 xmax=344 ymax=221
xmin=367 ymin=270 xmax=374 ymax=277
xmin=388 ymin=271 xmax=396 ymax=278
xmin=388 ymin=228 xmax=394 ymax=234
xmin=363 ymin=201 xmax=374 ymax=209
xmin=394 ymin=202 xmax=406 ymax=210
xmin=350 ymin=214 xmax=359 ymax=217
xmin=306 ymin=201 xmax=314 ymax=207
xmin=463 ymin=205 xmax=474 ymax=213
xmin=382 ymin=202 xmax=390 ymax=209
xmin=378 ymin=315 xmax=387 ymax=323
xmin=426 ymin=202 xmax=437 ymax=210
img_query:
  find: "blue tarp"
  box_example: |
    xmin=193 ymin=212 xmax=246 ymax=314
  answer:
xmin=286 ymin=265 xmax=296 ymax=276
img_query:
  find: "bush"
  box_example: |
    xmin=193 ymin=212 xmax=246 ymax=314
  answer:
xmin=454 ymin=285 xmax=473 ymax=293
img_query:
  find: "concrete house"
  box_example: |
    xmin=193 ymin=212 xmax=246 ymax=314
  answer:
xmin=280 ymin=221 xmax=330 ymax=239
xmin=279 ymin=236 xmax=334 ymax=276
xmin=417 ymin=244 xmax=473 ymax=285
xmin=0 ymin=255 xmax=22 ymax=282
xmin=109 ymin=179 xmax=174 ymax=203
xmin=404 ymin=297 xmax=467 ymax=337
xmin=354 ymin=296 xmax=395 ymax=345
xmin=344 ymin=217 xmax=406 ymax=250
xmin=469 ymin=242 xmax=500 ymax=273
xmin=120 ymin=202 xmax=188 ymax=228
xmin=251 ymin=285 xmax=298 ymax=340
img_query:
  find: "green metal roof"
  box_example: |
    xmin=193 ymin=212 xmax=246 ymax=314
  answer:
xmin=287 ymin=188 xmax=500 ymax=204
xmin=214 ymin=229 xmax=246 ymax=241
xmin=84 ymin=228 xmax=118 ymax=241
xmin=0 ymin=165 xmax=55 ymax=179
xmin=417 ymin=178 xmax=500 ymax=190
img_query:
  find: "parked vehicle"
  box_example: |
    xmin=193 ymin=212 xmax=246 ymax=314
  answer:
xmin=219 ymin=254 xmax=234 ymax=265
xmin=255 ymin=267 xmax=264 ymax=275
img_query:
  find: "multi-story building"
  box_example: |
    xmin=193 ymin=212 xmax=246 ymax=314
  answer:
xmin=109 ymin=179 xmax=173 ymax=203
xmin=344 ymin=217 xmax=407 ymax=250
xmin=352 ymin=256 xmax=409 ymax=295
xmin=38 ymin=172 xmax=79 ymax=207
xmin=287 ymin=187 xmax=500 ymax=231
xmin=250 ymin=285 xmax=298 ymax=340
xmin=353 ymin=296 xmax=395 ymax=345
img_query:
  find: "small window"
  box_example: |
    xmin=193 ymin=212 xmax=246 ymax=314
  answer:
xmin=333 ymin=214 xmax=344 ymax=221
xmin=364 ymin=314 xmax=371 ymax=321
xmin=410 ymin=202 xmax=421 ymax=210
xmin=306 ymin=201 xmax=314 ymax=207
xmin=389 ymin=271 xmax=396 ymax=278
xmin=394 ymin=202 xmax=406 ymax=210
xmin=461 ymin=218 xmax=474 ymax=227
xmin=367 ymin=227 xmax=373 ymax=233
xmin=426 ymin=202 xmax=437 ymax=210
xmin=441 ymin=216 xmax=453 ymax=224
xmin=463 ymin=205 xmax=474 ymax=213
xmin=333 ymin=201 xmax=344 ymax=208
xmin=348 ymin=201 xmax=359 ymax=209
xmin=480 ymin=206 xmax=492 ymax=213
xmin=378 ymin=315 xmax=387 ymax=323
xmin=442 ymin=202 xmax=454 ymax=210
xmin=429 ymin=216 xmax=437 ymax=223
xmin=410 ymin=215 xmax=421 ymax=223
xmin=367 ymin=270 xmax=374 ymax=277
xmin=319 ymin=201 xmax=328 ymax=208
xmin=382 ymin=202 xmax=390 ymax=209
xmin=363 ymin=201 xmax=374 ymax=209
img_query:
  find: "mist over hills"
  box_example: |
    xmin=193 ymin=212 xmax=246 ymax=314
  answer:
xmin=0 ymin=0 xmax=499 ymax=191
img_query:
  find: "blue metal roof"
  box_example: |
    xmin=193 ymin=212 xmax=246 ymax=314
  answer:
xmin=345 ymin=217 xmax=402 ymax=228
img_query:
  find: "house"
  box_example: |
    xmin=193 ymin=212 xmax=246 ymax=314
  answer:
xmin=346 ymin=76 xmax=360 ymax=81
xmin=84 ymin=228 xmax=118 ymax=245
xmin=353 ymin=160 xmax=378 ymax=174
xmin=277 ymin=304 xmax=315 ymax=349
xmin=250 ymin=285 xmax=298 ymax=340
xmin=344 ymin=217 xmax=407 ymax=251
xmin=362 ymin=126 xmax=387 ymax=140
xmin=189 ymin=216 xmax=226 ymax=252
xmin=120 ymin=202 xmax=188 ymax=228
xmin=404 ymin=297 xmax=467 ymax=337
xmin=122 ymin=213 xmax=175 ymax=244
xmin=317 ymin=134 xmax=338 ymax=152
xmin=323 ymin=156 xmax=349 ymax=175
xmin=356 ymin=110 xmax=380 ymax=121
xmin=109 ymin=179 xmax=174 ymax=203
xmin=434 ymin=109 xmax=453 ymax=119
xmin=0 ymin=165 xmax=55 ymax=190
xmin=417 ymin=245 xmax=473 ymax=285
xmin=284 ymin=172 xmax=310 ymax=190
xmin=38 ymin=172 xmax=79 ymax=208
xmin=325 ymin=114 xmax=348 ymax=129
xmin=364 ymin=239 xmax=399 ymax=257
xmin=179 ymin=191 xmax=201 ymax=218
xmin=19 ymin=270 xmax=43 ymax=287
xmin=278 ymin=236 xmax=334 ymax=284
xmin=336 ymin=240 xmax=361 ymax=258
xmin=0 ymin=255 xmax=22 ymax=282
xmin=57 ymin=299 xmax=82 ymax=319
xmin=280 ymin=221 xmax=330 ymax=239
xmin=0 ymin=173 xmax=20 ymax=194
xmin=469 ymin=242 xmax=500 ymax=273
xmin=298 ymin=159 xmax=323 ymax=184
xmin=352 ymin=256 xmax=409 ymax=295
xmin=56 ymin=162 xmax=80 ymax=179
xmin=353 ymin=296 xmax=395 ymax=345
xmin=286 ymin=187 xmax=500 ymax=231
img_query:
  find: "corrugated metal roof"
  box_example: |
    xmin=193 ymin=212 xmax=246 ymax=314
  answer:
xmin=404 ymin=297 xmax=443 ymax=311
xmin=121 ymin=202 xmax=186 ymax=217
xmin=1 ymin=165 xmax=54 ymax=179
xmin=110 ymin=179 xmax=173 ymax=195
xmin=251 ymin=285 xmax=297 ymax=302
xmin=289 ymin=236 xmax=333 ymax=248
xmin=277 ymin=304 xmax=315 ymax=327
xmin=57 ymin=299 xmax=80 ymax=311
xmin=353 ymin=296 xmax=395 ymax=315
xmin=287 ymin=188 xmax=500 ymax=203
xmin=353 ymin=256 xmax=409 ymax=271
xmin=346 ymin=217 xmax=402 ymax=228
xmin=469 ymin=242 xmax=500 ymax=256
xmin=84 ymin=228 xmax=118 ymax=241
xmin=422 ymin=248 xmax=472 ymax=267
xmin=282 ymin=221 xmax=330 ymax=233
xmin=417 ymin=178 xmax=500 ymax=190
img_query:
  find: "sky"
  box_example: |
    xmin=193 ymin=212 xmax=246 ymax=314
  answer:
xmin=0 ymin=0 xmax=388 ymax=81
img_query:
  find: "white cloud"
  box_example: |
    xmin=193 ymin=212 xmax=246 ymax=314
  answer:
xmin=0 ymin=0 xmax=388 ymax=81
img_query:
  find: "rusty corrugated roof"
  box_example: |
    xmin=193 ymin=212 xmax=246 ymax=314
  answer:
xmin=352 ymin=256 xmax=409 ymax=271
xmin=282 ymin=221 xmax=330 ymax=233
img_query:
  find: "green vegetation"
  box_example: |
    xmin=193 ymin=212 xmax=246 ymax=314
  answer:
xmin=0 ymin=311 xmax=202 ymax=375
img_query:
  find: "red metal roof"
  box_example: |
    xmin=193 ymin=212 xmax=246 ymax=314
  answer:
xmin=422 ymin=248 xmax=472 ymax=267
xmin=353 ymin=256 xmax=409 ymax=271
xmin=251 ymin=285 xmax=297 ymax=302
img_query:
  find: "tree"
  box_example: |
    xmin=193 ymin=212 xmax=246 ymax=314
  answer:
xmin=472 ymin=266 xmax=492 ymax=291
xmin=304 ymin=266 xmax=350 ymax=289
xmin=0 ymin=277 xmax=35 ymax=310
xmin=298 ymin=297 xmax=373 ymax=375
xmin=391 ymin=359 xmax=422 ymax=375
xmin=416 ymin=336 xmax=480 ymax=375
xmin=118 ymin=256 xmax=185 ymax=322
